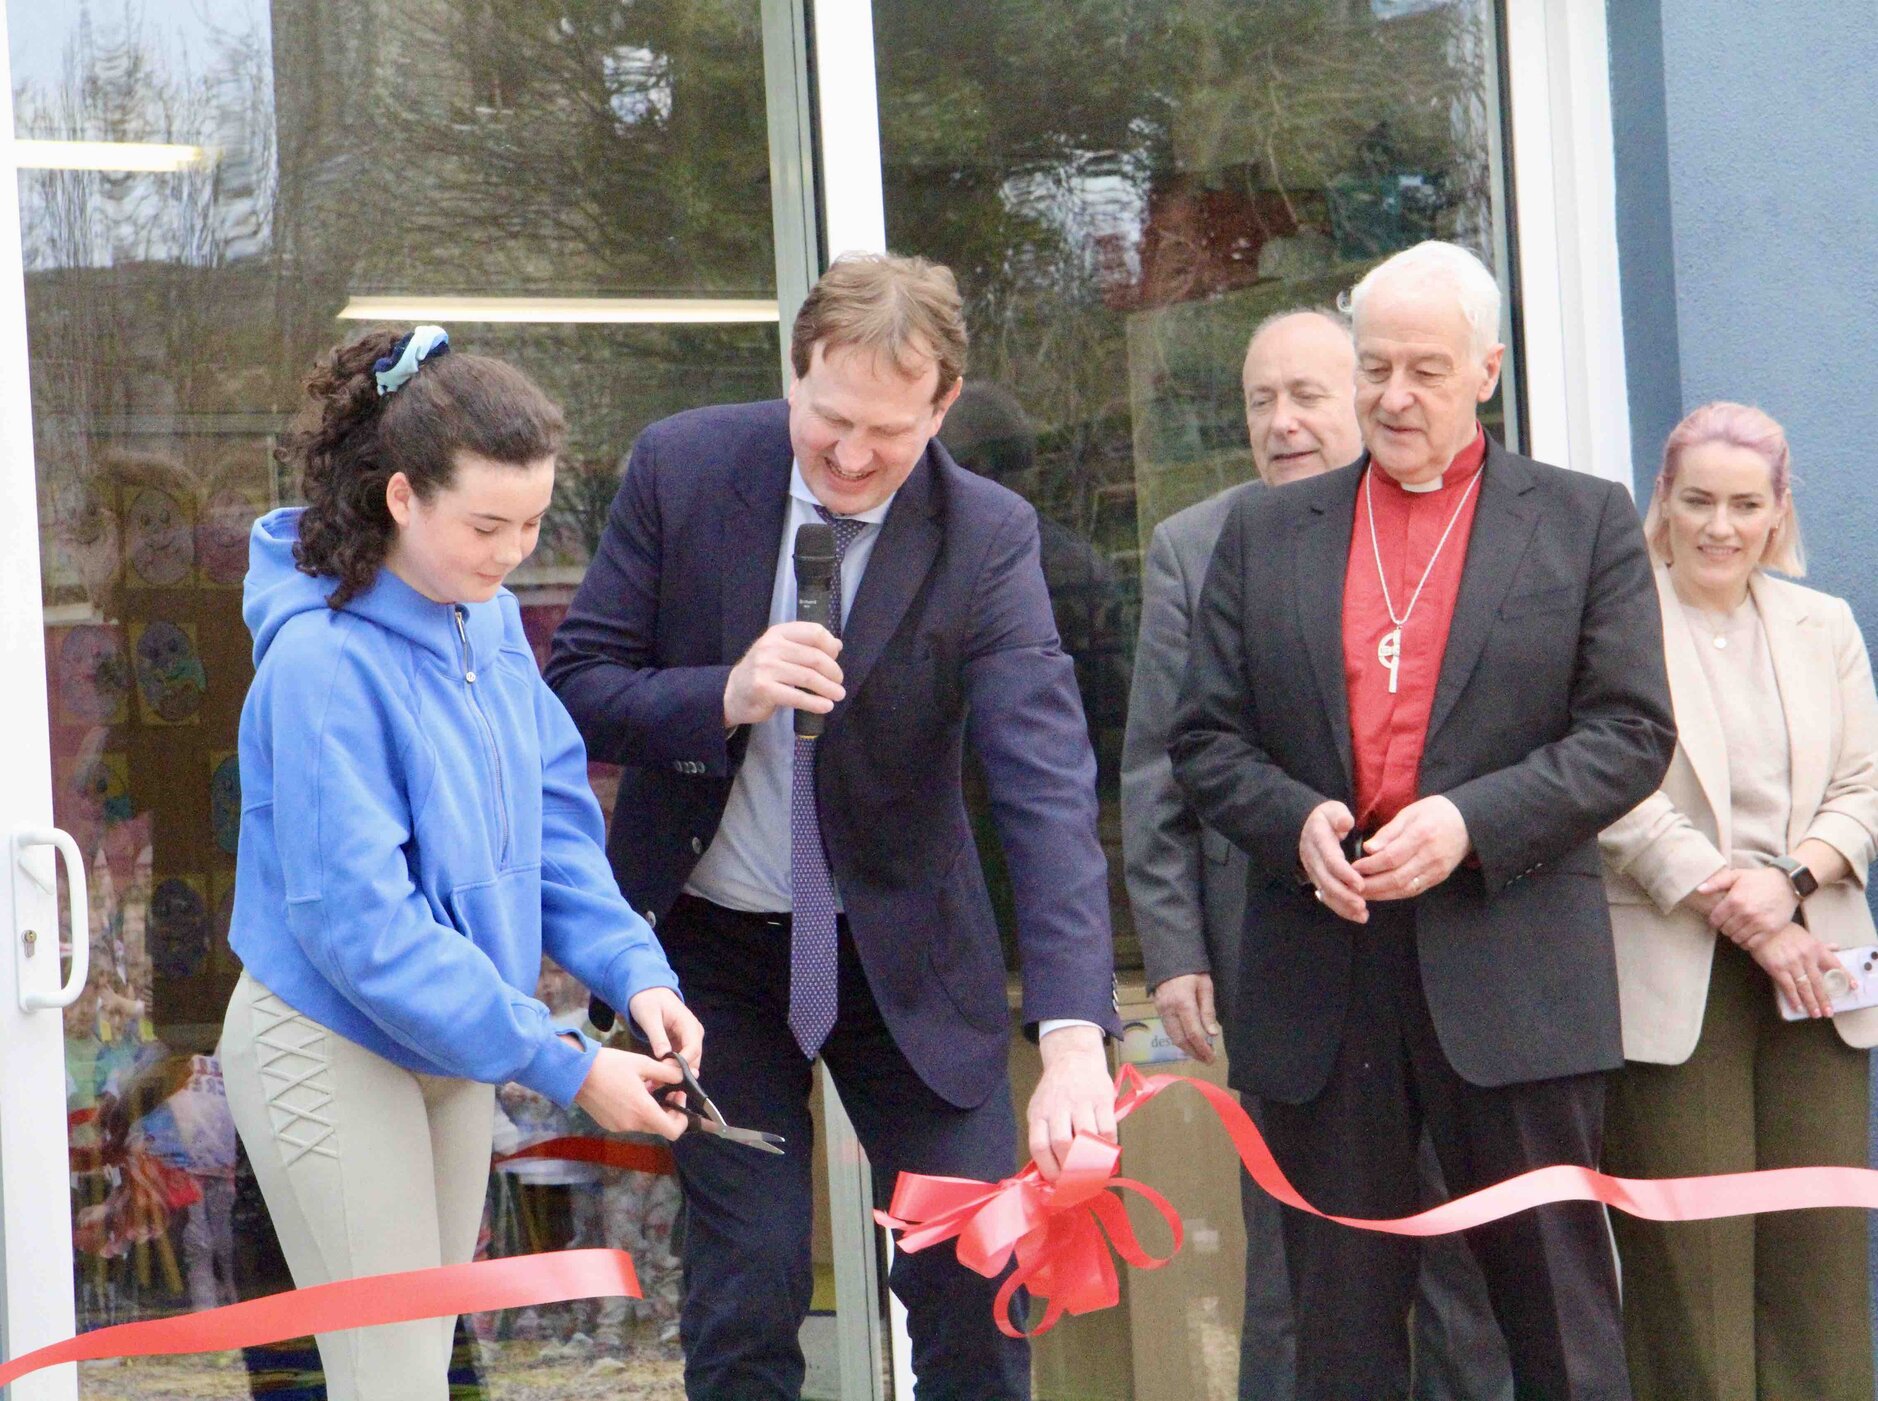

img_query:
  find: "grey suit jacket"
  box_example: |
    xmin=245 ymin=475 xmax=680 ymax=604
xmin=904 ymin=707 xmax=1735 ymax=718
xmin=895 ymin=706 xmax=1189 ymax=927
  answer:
xmin=1172 ymin=440 xmax=1676 ymax=1101
xmin=1121 ymin=483 xmax=1258 ymax=1021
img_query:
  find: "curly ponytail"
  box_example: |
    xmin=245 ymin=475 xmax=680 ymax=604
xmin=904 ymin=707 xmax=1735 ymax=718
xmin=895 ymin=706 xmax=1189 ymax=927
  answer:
xmin=281 ymin=327 xmax=566 ymax=608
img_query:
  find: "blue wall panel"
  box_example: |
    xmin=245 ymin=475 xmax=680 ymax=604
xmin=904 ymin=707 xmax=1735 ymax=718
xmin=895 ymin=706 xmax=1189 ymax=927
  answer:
xmin=1609 ymin=4 xmax=1878 ymax=1375
xmin=1619 ymin=2 xmax=1878 ymax=608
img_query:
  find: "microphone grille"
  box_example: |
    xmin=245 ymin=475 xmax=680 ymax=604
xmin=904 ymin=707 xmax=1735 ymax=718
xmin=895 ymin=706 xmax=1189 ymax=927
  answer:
xmin=794 ymin=522 xmax=837 ymax=581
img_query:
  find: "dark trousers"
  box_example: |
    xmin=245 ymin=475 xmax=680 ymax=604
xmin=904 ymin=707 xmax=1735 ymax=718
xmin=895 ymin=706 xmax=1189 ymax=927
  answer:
xmin=661 ymin=895 xmax=1029 ymax=1400
xmin=1259 ymin=906 xmax=1629 ymax=1401
xmin=1238 ymin=1105 xmax=1515 ymax=1401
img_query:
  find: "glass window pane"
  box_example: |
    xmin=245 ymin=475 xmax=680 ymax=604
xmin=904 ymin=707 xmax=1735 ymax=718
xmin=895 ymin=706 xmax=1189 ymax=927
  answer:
xmin=873 ymin=2 xmax=1519 ymax=1394
xmin=876 ymin=0 xmax=1518 ymax=970
xmin=12 ymin=1 xmax=783 ymax=1395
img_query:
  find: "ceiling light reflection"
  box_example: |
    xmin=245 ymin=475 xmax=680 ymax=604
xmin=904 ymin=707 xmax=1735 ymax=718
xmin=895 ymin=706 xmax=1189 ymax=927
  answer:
xmin=337 ymin=296 xmax=780 ymax=325
xmin=13 ymin=140 xmax=215 ymax=172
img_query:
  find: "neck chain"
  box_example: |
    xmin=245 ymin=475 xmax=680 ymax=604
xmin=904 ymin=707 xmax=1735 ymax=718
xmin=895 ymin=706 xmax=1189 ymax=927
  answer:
xmin=1683 ymin=595 xmax=1748 ymax=650
xmin=1364 ymin=464 xmax=1483 ymax=694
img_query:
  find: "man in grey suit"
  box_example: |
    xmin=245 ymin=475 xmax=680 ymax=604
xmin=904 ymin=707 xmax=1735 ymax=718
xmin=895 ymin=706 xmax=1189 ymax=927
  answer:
xmin=1122 ymin=307 xmax=1512 ymax=1400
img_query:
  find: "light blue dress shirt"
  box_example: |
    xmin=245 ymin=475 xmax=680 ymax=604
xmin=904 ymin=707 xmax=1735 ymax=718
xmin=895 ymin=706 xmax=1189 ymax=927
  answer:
xmin=685 ymin=463 xmax=891 ymax=913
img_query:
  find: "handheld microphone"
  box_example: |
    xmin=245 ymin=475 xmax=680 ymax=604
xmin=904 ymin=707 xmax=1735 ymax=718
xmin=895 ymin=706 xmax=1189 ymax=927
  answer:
xmin=792 ymin=523 xmax=837 ymax=740
xmin=597 ymin=527 xmax=840 ymax=1035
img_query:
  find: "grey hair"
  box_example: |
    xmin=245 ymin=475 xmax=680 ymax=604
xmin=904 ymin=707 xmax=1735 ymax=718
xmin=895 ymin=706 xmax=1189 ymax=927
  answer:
xmin=1244 ymin=305 xmax=1351 ymax=361
xmin=1340 ymin=241 xmax=1503 ymax=359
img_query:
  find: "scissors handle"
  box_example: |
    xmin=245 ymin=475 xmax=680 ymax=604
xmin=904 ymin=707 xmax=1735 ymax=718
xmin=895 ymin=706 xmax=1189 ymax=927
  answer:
xmin=655 ymin=1056 xmax=786 ymax=1153
xmin=651 ymin=1051 xmax=711 ymax=1103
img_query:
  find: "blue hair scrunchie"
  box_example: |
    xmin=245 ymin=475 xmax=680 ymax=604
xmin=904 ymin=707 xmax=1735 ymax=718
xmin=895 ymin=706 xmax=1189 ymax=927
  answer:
xmin=373 ymin=325 xmax=451 ymax=397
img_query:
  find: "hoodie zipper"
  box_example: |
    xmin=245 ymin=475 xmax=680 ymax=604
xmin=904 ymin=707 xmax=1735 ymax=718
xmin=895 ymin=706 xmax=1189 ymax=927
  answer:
xmin=453 ymin=606 xmax=511 ymax=866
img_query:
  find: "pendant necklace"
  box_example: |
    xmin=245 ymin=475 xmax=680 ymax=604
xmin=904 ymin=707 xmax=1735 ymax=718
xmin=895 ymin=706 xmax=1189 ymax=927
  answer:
xmin=1685 ymin=605 xmax=1734 ymax=650
xmin=1364 ymin=464 xmax=1483 ymax=694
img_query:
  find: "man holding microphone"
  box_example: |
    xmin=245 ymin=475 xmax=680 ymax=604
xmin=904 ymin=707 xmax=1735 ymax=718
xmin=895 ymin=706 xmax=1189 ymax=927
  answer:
xmin=547 ymin=252 xmax=1119 ymax=1399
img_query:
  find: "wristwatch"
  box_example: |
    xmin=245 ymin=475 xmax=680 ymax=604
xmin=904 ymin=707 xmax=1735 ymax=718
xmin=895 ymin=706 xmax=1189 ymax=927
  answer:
xmin=1770 ymin=854 xmax=1819 ymax=901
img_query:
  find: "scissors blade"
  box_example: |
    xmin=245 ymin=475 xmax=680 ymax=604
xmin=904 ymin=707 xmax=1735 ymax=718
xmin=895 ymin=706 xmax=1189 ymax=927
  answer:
xmin=657 ymin=1057 xmax=786 ymax=1154
xmin=698 ymin=1119 xmax=787 ymax=1154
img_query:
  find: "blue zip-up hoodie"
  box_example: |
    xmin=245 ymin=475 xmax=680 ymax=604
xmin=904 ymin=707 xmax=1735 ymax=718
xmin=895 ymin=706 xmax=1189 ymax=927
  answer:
xmin=229 ymin=508 xmax=678 ymax=1107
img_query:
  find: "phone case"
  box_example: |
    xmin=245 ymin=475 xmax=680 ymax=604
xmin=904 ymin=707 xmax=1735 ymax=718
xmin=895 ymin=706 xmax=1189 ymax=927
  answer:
xmin=1776 ymin=942 xmax=1878 ymax=1020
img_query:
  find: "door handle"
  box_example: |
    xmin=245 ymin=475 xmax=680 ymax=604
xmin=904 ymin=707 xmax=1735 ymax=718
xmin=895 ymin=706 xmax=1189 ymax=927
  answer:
xmin=12 ymin=827 xmax=90 ymax=1011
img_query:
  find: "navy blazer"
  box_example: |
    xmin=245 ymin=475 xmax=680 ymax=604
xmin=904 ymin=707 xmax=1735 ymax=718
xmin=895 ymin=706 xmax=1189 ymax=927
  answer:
xmin=546 ymin=399 xmax=1121 ymax=1107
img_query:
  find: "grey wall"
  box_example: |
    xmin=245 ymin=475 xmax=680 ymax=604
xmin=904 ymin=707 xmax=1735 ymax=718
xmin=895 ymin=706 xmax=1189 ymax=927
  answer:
xmin=1611 ymin=0 xmax=1878 ymax=608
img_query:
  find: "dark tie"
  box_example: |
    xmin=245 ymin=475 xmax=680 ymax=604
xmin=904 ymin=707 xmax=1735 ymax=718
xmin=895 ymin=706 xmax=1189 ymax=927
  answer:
xmin=789 ymin=506 xmax=868 ymax=1059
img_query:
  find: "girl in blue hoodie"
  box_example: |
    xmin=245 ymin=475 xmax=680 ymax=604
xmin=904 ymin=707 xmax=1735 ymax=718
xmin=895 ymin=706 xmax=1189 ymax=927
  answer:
xmin=219 ymin=326 xmax=700 ymax=1401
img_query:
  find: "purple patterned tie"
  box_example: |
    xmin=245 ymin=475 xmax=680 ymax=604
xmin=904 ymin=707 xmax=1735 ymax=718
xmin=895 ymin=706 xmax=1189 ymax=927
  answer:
xmin=789 ymin=507 xmax=868 ymax=1059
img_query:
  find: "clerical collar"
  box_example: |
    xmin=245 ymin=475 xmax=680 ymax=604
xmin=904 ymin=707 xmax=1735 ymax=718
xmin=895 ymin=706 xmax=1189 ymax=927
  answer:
xmin=1385 ymin=427 xmax=1487 ymax=494
xmin=789 ymin=461 xmax=896 ymax=524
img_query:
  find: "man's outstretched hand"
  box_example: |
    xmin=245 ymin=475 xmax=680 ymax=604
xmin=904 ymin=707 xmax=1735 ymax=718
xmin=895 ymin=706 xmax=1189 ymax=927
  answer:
xmin=1026 ymin=1025 xmax=1117 ymax=1181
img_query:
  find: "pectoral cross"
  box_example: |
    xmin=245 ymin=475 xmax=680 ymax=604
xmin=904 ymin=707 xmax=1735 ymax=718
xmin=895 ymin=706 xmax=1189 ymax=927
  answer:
xmin=1377 ymin=627 xmax=1402 ymax=695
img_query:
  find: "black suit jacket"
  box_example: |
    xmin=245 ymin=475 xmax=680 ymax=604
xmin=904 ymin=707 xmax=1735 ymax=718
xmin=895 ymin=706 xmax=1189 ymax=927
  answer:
xmin=1170 ymin=439 xmax=1675 ymax=1102
xmin=545 ymin=400 xmax=1121 ymax=1108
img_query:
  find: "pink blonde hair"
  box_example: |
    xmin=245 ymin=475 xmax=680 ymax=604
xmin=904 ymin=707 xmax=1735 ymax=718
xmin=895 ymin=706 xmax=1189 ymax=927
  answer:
xmin=1644 ymin=400 xmax=1805 ymax=576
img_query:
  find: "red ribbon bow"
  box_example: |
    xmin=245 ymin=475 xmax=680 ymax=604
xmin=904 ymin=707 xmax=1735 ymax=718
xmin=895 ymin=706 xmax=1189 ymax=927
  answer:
xmin=875 ymin=1079 xmax=1182 ymax=1338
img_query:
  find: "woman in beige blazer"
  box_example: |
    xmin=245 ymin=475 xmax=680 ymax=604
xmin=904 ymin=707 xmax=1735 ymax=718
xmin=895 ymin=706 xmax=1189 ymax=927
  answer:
xmin=1600 ymin=402 xmax=1878 ymax=1400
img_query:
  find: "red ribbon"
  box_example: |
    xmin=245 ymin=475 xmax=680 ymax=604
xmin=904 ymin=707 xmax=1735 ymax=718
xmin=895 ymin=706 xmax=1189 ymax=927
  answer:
xmin=0 ymin=1248 xmax=640 ymax=1388
xmin=881 ymin=1063 xmax=1878 ymax=1337
xmin=494 ymin=1135 xmax=675 ymax=1175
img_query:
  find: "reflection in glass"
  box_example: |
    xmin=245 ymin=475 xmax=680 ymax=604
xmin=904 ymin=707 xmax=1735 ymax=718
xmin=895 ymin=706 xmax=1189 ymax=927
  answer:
xmin=882 ymin=0 xmax=1517 ymax=969
xmin=16 ymin=0 xmax=776 ymax=1395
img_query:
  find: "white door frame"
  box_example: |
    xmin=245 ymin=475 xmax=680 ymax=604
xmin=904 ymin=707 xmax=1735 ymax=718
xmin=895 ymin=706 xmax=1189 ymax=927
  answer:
xmin=761 ymin=1 xmax=893 ymax=1395
xmin=1504 ymin=0 xmax=1635 ymax=488
xmin=0 ymin=7 xmax=85 ymax=1396
xmin=797 ymin=2 xmax=910 ymax=1390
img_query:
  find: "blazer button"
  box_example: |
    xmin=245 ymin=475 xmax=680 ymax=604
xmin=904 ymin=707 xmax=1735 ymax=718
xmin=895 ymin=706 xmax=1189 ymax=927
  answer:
xmin=644 ymin=909 xmax=657 ymax=929
xmin=690 ymin=837 xmax=704 ymax=855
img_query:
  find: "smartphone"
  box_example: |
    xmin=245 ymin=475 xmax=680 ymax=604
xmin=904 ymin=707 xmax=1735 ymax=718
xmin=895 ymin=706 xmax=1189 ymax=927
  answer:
xmin=1776 ymin=943 xmax=1878 ymax=1020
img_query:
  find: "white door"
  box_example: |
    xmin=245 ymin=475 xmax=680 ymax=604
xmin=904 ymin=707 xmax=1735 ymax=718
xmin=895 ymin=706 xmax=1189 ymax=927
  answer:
xmin=0 ymin=16 xmax=84 ymax=1391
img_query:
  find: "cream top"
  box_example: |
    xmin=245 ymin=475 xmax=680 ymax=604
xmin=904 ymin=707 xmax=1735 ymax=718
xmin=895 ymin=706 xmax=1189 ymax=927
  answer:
xmin=1683 ymin=595 xmax=1793 ymax=866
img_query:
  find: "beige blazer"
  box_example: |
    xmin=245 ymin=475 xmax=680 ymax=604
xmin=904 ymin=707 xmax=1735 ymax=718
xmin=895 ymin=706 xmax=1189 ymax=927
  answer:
xmin=1600 ymin=565 xmax=1878 ymax=1062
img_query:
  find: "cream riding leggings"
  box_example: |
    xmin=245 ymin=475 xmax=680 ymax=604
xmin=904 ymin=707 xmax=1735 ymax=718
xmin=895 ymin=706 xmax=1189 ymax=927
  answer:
xmin=219 ymin=970 xmax=494 ymax=1401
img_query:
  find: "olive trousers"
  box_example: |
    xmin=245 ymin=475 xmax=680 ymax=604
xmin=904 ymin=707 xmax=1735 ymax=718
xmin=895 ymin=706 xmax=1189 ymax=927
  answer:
xmin=1605 ymin=937 xmax=1873 ymax=1401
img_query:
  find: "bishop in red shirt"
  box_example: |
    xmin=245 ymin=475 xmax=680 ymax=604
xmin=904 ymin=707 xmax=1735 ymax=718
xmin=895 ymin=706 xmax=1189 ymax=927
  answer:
xmin=1172 ymin=242 xmax=1674 ymax=1399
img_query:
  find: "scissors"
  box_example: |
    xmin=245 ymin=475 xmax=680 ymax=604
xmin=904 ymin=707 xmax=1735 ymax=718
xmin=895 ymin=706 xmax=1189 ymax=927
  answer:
xmin=656 ymin=1053 xmax=786 ymax=1155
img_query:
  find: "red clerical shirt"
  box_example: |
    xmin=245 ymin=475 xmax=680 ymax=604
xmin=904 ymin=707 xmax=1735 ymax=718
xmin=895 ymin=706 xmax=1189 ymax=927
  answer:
xmin=1343 ymin=427 xmax=1488 ymax=831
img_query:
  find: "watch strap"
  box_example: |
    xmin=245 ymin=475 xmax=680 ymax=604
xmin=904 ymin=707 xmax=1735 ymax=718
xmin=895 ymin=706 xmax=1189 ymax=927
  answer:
xmin=1771 ymin=855 xmax=1819 ymax=901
